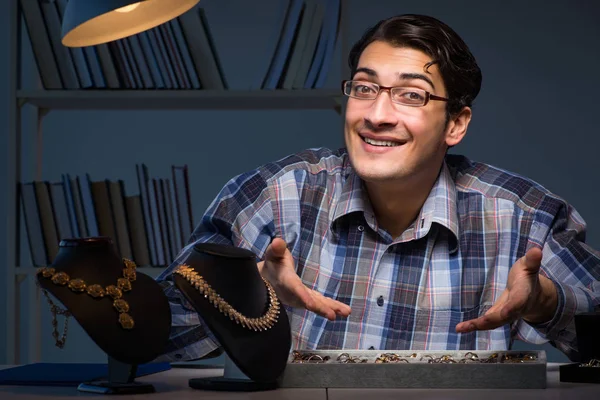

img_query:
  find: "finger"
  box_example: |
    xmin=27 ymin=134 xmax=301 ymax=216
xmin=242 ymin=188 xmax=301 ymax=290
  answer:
xmin=313 ymin=291 xmax=351 ymax=316
xmin=521 ymin=247 xmax=543 ymax=273
xmin=288 ymin=278 xmax=318 ymax=310
xmin=264 ymin=237 xmax=288 ymax=261
xmin=306 ymin=290 xmax=352 ymax=320
xmin=488 ymin=291 xmax=509 ymax=313
xmin=457 ymin=291 xmax=515 ymax=332
xmin=455 ymin=305 xmax=517 ymax=333
xmin=329 ymin=300 xmax=352 ymax=316
xmin=257 ymin=260 xmax=265 ymax=274
xmin=300 ymin=290 xmax=335 ymax=320
xmin=479 ymin=290 xmax=511 ymax=319
xmin=309 ymin=299 xmax=337 ymax=321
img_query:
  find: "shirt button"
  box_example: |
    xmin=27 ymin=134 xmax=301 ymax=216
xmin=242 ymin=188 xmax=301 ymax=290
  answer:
xmin=357 ymin=225 xmax=364 ymax=232
xmin=377 ymin=296 xmax=384 ymax=307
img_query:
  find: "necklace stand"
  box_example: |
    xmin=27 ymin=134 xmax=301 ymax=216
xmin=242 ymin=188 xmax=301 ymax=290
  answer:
xmin=77 ymin=356 xmax=155 ymax=395
xmin=188 ymin=354 xmax=278 ymax=392
xmin=559 ymin=312 xmax=600 ymax=384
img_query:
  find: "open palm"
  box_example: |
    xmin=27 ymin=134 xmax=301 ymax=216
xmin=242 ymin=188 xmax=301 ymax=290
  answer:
xmin=456 ymin=247 xmax=543 ymax=333
xmin=258 ymin=237 xmax=351 ymax=321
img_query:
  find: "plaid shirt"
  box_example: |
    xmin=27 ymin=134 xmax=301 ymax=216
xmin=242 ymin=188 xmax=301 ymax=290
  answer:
xmin=155 ymin=147 xmax=600 ymax=362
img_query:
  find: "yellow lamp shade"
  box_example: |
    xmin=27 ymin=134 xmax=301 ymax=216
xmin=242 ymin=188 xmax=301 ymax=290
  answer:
xmin=61 ymin=0 xmax=200 ymax=47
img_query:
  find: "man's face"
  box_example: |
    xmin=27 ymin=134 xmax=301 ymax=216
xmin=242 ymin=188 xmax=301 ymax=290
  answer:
xmin=344 ymin=41 xmax=456 ymax=185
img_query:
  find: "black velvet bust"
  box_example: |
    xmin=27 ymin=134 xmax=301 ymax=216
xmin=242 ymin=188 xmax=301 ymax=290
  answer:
xmin=36 ymin=237 xmax=172 ymax=365
xmin=172 ymin=242 xmax=292 ymax=383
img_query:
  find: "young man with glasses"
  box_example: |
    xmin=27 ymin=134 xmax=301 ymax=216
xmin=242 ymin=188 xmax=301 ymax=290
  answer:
xmin=157 ymin=14 xmax=600 ymax=362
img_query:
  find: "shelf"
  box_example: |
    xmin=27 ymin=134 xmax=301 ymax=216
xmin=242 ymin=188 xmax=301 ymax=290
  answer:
xmin=17 ymin=89 xmax=343 ymax=111
xmin=14 ymin=266 xmax=168 ymax=280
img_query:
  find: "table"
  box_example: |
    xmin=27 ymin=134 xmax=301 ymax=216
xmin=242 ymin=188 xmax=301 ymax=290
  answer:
xmin=0 ymin=363 xmax=598 ymax=399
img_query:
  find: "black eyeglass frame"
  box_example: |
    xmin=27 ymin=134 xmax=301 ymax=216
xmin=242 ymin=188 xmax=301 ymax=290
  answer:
xmin=341 ymin=80 xmax=449 ymax=107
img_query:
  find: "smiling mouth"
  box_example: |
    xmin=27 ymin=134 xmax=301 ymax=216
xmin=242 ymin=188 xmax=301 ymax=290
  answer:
xmin=361 ymin=136 xmax=404 ymax=147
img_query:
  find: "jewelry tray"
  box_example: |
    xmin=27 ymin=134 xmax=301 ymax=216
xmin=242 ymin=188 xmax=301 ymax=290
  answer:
xmin=279 ymin=350 xmax=547 ymax=389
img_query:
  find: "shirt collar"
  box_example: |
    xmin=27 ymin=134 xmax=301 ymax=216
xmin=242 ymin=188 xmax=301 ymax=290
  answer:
xmin=331 ymin=160 xmax=460 ymax=253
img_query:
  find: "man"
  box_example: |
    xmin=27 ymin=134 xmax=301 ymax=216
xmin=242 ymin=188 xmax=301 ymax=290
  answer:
xmin=156 ymin=14 xmax=600 ymax=362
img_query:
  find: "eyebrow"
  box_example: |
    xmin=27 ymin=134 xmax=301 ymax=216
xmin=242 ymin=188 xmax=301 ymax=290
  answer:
xmin=354 ymin=67 xmax=436 ymax=90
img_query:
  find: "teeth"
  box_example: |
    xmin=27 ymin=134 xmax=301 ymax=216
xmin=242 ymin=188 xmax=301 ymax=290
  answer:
xmin=363 ymin=137 xmax=401 ymax=147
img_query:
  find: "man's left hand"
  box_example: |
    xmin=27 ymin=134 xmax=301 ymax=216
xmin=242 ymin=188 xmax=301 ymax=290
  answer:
xmin=455 ymin=247 xmax=558 ymax=333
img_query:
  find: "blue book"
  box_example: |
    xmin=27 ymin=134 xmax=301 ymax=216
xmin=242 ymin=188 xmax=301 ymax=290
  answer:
xmin=146 ymin=30 xmax=173 ymax=89
xmin=250 ymin=0 xmax=290 ymax=89
xmin=61 ymin=174 xmax=80 ymax=237
xmin=160 ymin=24 xmax=190 ymax=89
xmin=111 ymin=40 xmax=136 ymax=88
xmin=152 ymin=27 xmax=180 ymax=89
xmin=83 ymin=47 xmax=107 ymax=88
xmin=121 ymin=39 xmax=143 ymax=88
xmin=128 ymin=35 xmax=155 ymax=89
xmin=314 ymin=0 xmax=340 ymax=88
xmin=305 ymin=0 xmax=338 ymax=88
xmin=0 ymin=363 xmax=170 ymax=387
xmin=55 ymin=0 xmax=93 ymax=88
xmin=80 ymin=174 xmax=99 ymax=237
xmin=170 ymin=19 xmax=201 ymax=89
xmin=262 ymin=0 xmax=304 ymax=89
xmin=138 ymin=32 xmax=166 ymax=89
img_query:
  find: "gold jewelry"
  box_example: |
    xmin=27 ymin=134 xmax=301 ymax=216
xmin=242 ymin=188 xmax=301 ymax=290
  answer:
xmin=174 ymin=264 xmax=280 ymax=332
xmin=289 ymin=351 xmax=540 ymax=365
xmin=37 ymin=258 xmax=137 ymax=334
xmin=375 ymin=353 xmax=410 ymax=363
xmin=501 ymin=352 xmax=537 ymax=363
xmin=337 ymin=353 xmax=368 ymax=364
xmin=291 ymin=351 xmax=330 ymax=363
xmin=38 ymin=287 xmax=71 ymax=349
xmin=580 ymin=359 xmax=600 ymax=368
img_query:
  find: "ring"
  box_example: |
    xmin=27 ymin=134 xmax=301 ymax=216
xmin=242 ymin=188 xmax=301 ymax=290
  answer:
xmin=580 ymin=359 xmax=600 ymax=367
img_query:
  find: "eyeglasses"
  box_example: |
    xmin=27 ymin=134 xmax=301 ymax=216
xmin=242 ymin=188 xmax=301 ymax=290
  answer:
xmin=341 ymin=80 xmax=449 ymax=107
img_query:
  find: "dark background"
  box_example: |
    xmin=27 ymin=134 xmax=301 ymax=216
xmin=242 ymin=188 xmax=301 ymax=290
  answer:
xmin=1 ymin=0 xmax=599 ymax=364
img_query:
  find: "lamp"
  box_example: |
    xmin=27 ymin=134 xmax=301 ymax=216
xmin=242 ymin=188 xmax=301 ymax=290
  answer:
xmin=61 ymin=0 xmax=200 ymax=47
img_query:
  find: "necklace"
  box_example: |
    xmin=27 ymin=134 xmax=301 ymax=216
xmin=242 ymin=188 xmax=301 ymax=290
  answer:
xmin=174 ymin=264 xmax=280 ymax=331
xmin=37 ymin=258 xmax=138 ymax=348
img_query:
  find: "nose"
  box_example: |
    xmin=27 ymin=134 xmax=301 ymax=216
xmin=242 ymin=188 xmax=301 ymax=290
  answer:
xmin=364 ymin=89 xmax=399 ymax=129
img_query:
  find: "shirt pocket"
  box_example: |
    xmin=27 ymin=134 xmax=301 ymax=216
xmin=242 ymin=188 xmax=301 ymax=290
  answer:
xmin=412 ymin=305 xmax=483 ymax=350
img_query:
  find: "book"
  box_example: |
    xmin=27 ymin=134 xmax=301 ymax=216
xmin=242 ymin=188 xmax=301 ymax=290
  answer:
xmin=19 ymin=0 xmax=62 ymax=89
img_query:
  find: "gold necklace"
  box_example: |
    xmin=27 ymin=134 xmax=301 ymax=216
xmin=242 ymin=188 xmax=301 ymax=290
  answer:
xmin=174 ymin=264 xmax=280 ymax=331
xmin=37 ymin=258 xmax=137 ymax=349
xmin=38 ymin=287 xmax=71 ymax=349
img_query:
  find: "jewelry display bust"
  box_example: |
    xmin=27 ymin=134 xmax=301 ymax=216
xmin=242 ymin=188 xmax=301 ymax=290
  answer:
xmin=172 ymin=242 xmax=292 ymax=385
xmin=559 ymin=312 xmax=600 ymax=384
xmin=36 ymin=237 xmax=172 ymax=366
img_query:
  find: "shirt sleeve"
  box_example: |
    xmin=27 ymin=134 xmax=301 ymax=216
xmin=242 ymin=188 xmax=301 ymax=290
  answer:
xmin=514 ymin=200 xmax=600 ymax=360
xmin=153 ymin=168 xmax=276 ymax=362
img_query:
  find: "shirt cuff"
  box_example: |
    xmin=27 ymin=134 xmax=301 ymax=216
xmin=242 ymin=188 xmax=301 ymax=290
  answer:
xmin=524 ymin=278 xmax=578 ymax=339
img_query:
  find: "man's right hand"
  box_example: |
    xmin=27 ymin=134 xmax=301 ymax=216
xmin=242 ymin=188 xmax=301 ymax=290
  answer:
xmin=257 ymin=237 xmax=351 ymax=321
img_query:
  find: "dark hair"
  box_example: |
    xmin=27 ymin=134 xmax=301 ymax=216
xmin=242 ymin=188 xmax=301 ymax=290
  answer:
xmin=348 ymin=14 xmax=482 ymax=117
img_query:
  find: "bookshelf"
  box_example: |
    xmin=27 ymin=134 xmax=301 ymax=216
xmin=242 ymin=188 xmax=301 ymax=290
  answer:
xmin=17 ymin=89 xmax=342 ymax=111
xmin=5 ymin=0 xmax=350 ymax=365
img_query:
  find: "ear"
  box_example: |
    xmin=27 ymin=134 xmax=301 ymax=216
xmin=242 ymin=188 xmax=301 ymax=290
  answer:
xmin=445 ymin=106 xmax=472 ymax=147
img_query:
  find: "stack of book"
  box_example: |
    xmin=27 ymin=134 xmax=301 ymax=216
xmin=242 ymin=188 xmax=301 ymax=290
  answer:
xmin=20 ymin=0 xmax=341 ymax=91
xmin=20 ymin=0 xmax=226 ymax=90
xmin=258 ymin=0 xmax=341 ymax=90
xmin=20 ymin=164 xmax=194 ymax=268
